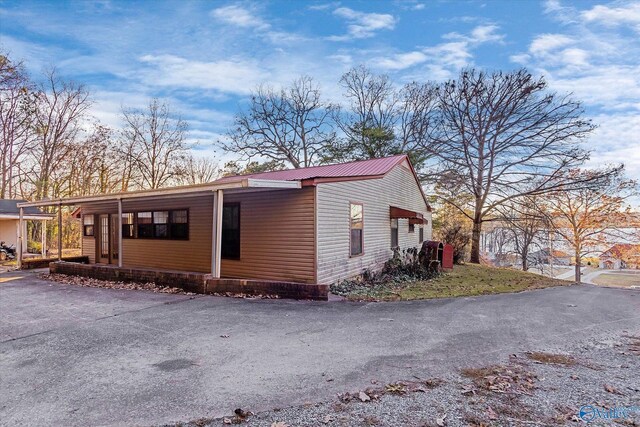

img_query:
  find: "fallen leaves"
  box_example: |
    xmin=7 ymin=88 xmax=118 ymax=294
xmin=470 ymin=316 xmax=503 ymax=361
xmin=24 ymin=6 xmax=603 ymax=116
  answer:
xmin=358 ymin=391 xmax=371 ymax=402
xmin=212 ymin=292 xmax=280 ymax=299
xmin=604 ymin=383 xmax=624 ymax=395
xmin=384 ymin=383 xmax=407 ymax=395
xmin=41 ymin=273 xmax=191 ymax=294
xmin=436 ymin=413 xmax=447 ymax=426
xmin=461 ymin=364 xmax=537 ymax=396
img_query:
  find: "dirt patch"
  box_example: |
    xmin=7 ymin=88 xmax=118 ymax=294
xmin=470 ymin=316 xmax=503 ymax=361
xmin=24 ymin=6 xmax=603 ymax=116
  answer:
xmin=526 ymin=351 xmax=577 ymax=366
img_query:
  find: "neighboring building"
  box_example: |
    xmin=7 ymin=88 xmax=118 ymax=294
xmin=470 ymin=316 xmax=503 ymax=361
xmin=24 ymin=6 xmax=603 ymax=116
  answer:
xmin=18 ymin=155 xmax=431 ymax=286
xmin=528 ymin=249 xmax=572 ymax=266
xmin=599 ymin=244 xmax=640 ymax=269
xmin=0 ymin=199 xmax=52 ymax=259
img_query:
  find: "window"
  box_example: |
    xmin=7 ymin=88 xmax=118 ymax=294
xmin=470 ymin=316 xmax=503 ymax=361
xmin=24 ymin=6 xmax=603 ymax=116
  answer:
xmin=222 ymin=204 xmax=240 ymax=259
xmin=409 ymin=223 xmax=415 ymax=233
xmin=390 ymin=218 xmax=399 ymax=249
xmin=153 ymin=211 xmax=169 ymax=238
xmin=122 ymin=213 xmax=134 ymax=238
xmin=170 ymin=210 xmax=189 ymax=239
xmin=135 ymin=210 xmax=189 ymax=239
xmin=350 ymin=203 xmax=363 ymax=256
xmin=83 ymin=215 xmax=94 ymax=237
xmin=419 ymin=226 xmax=424 ymax=244
xmin=137 ymin=212 xmax=153 ymax=238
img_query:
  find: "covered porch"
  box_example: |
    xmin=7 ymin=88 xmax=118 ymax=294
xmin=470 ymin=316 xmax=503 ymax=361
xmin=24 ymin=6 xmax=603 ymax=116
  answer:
xmin=17 ymin=177 xmax=324 ymax=298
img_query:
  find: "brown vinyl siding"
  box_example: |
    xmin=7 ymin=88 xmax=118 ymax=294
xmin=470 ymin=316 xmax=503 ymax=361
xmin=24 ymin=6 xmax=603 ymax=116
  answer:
xmin=82 ymin=227 xmax=96 ymax=263
xmin=79 ymin=188 xmax=316 ymax=282
xmin=80 ymin=195 xmax=214 ymax=273
xmin=221 ymin=187 xmax=316 ymax=284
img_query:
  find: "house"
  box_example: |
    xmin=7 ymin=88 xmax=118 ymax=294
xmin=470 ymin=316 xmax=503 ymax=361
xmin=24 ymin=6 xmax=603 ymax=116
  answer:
xmin=599 ymin=244 xmax=640 ymax=269
xmin=527 ymin=249 xmax=572 ymax=266
xmin=17 ymin=155 xmax=432 ymax=298
xmin=0 ymin=199 xmax=53 ymax=260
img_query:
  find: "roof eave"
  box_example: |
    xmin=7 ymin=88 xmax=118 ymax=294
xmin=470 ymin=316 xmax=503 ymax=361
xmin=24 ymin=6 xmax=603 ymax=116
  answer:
xmin=17 ymin=178 xmax=301 ymax=208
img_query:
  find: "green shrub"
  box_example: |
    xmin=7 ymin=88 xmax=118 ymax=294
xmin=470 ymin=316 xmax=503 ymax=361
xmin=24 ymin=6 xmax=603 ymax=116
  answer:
xmin=27 ymin=241 xmax=42 ymax=254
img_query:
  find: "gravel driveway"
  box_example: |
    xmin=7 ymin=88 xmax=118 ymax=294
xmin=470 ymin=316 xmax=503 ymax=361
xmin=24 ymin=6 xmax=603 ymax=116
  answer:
xmin=1 ymin=271 xmax=639 ymax=426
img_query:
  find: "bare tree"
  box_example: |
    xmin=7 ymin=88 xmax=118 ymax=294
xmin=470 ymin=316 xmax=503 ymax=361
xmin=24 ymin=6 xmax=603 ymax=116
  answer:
xmin=121 ymin=99 xmax=189 ymax=189
xmin=178 ymin=154 xmax=219 ymax=185
xmin=225 ymin=76 xmax=336 ymax=168
xmin=0 ymin=53 xmax=35 ymax=198
xmin=427 ymin=68 xmax=597 ymax=264
xmin=330 ymin=66 xmax=437 ymax=169
xmin=29 ymin=68 xmax=92 ymax=200
xmin=496 ymin=198 xmax=548 ymax=271
xmin=545 ymin=168 xmax=637 ymax=282
xmin=63 ymin=124 xmax=121 ymax=196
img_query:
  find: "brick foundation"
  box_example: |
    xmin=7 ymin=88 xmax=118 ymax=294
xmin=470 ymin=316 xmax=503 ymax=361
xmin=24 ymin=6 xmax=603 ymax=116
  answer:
xmin=49 ymin=262 xmax=208 ymax=293
xmin=206 ymin=278 xmax=328 ymax=301
xmin=22 ymin=256 xmax=90 ymax=270
xmin=48 ymin=262 xmax=328 ymax=300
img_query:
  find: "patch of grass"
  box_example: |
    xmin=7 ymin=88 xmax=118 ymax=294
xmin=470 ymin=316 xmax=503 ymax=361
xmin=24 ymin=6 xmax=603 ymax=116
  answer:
xmin=526 ymin=352 xmax=576 ymax=366
xmin=342 ymin=264 xmax=569 ymax=301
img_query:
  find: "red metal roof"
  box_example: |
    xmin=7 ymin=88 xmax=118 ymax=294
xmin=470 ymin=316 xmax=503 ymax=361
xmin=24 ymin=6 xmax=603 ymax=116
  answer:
xmin=215 ymin=155 xmax=431 ymax=210
xmin=216 ymin=154 xmax=408 ymax=183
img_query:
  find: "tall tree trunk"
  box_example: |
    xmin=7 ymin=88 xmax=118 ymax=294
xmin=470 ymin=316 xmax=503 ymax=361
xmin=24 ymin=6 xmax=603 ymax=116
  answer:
xmin=470 ymin=219 xmax=482 ymax=264
xmin=574 ymin=250 xmax=582 ymax=282
xmin=521 ymin=253 xmax=529 ymax=271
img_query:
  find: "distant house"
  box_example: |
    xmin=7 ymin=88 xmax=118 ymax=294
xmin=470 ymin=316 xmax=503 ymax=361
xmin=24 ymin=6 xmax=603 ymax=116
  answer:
xmin=18 ymin=155 xmax=432 ymax=293
xmin=599 ymin=244 xmax=640 ymax=269
xmin=0 ymin=199 xmax=53 ymax=259
xmin=528 ymin=249 xmax=572 ymax=266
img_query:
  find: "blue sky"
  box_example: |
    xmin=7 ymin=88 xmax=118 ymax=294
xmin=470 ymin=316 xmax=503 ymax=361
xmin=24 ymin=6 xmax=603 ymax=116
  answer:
xmin=1 ymin=0 xmax=639 ymax=180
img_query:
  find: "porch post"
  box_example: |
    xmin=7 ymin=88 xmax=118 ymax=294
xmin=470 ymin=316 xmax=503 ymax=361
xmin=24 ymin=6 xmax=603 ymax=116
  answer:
xmin=17 ymin=207 xmax=23 ymax=269
xmin=117 ymin=198 xmax=123 ymax=267
xmin=57 ymin=203 xmax=62 ymax=261
xmin=41 ymin=219 xmax=47 ymax=258
xmin=211 ymin=190 xmax=224 ymax=278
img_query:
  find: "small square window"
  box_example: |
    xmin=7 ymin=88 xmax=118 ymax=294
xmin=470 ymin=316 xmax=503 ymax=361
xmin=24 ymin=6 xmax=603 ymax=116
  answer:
xmin=83 ymin=215 xmax=94 ymax=237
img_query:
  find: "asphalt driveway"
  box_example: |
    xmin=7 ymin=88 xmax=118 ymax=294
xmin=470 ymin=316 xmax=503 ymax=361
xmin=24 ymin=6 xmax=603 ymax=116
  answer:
xmin=1 ymin=271 xmax=639 ymax=426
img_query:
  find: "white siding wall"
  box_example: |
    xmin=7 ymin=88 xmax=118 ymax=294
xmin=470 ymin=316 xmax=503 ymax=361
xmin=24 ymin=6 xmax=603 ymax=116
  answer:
xmin=316 ymin=161 xmax=432 ymax=284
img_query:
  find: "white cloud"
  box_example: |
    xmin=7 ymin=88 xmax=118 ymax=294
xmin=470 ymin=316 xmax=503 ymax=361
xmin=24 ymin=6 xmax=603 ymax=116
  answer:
xmin=138 ymin=54 xmax=265 ymax=95
xmin=529 ymin=34 xmax=573 ymax=55
xmin=581 ymin=3 xmax=640 ymax=31
xmin=210 ymin=4 xmax=269 ymax=30
xmin=375 ymin=25 xmax=499 ymax=73
xmin=512 ymin=1 xmax=640 ymax=182
xmin=376 ymin=51 xmax=428 ymax=70
xmin=329 ymin=7 xmax=396 ymax=40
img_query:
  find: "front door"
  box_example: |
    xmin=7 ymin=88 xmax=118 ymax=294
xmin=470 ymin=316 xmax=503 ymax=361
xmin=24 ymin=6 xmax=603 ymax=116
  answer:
xmin=97 ymin=214 xmax=111 ymax=264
